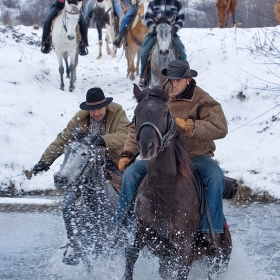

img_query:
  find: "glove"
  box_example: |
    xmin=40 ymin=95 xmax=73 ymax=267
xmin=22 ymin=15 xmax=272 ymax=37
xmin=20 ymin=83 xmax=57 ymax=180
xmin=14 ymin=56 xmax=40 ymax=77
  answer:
xmin=118 ymin=157 xmax=130 ymax=172
xmin=93 ymin=136 xmax=106 ymax=147
xmin=175 ymin=118 xmax=195 ymax=137
xmin=32 ymin=161 xmax=50 ymax=174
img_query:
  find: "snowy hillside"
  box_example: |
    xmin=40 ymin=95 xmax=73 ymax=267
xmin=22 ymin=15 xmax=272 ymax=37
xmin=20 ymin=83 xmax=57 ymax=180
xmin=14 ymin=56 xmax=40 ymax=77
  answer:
xmin=0 ymin=24 xmax=279 ymax=198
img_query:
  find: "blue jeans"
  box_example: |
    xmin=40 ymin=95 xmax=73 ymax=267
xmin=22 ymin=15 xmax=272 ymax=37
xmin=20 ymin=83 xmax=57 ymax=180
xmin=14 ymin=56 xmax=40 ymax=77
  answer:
xmin=115 ymin=156 xmax=225 ymax=233
xmin=120 ymin=5 xmax=136 ymax=32
xmin=85 ymin=0 xmax=122 ymax=19
xmin=140 ymin=33 xmax=187 ymax=77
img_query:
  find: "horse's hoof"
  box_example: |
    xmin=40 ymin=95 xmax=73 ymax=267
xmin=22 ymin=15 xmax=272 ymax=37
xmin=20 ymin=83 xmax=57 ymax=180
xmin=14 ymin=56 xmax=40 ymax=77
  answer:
xmin=60 ymin=87 xmax=64 ymax=91
xmin=96 ymin=55 xmax=102 ymax=60
xmin=129 ymin=75 xmax=135 ymax=81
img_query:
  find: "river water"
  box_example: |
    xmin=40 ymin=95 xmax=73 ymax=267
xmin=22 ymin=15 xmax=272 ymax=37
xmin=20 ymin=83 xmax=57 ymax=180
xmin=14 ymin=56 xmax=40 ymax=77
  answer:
xmin=0 ymin=199 xmax=279 ymax=280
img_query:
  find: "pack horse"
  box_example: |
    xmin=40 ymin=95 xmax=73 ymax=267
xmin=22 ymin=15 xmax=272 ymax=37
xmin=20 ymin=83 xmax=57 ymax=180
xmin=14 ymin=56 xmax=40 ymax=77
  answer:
xmin=52 ymin=0 xmax=83 ymax=91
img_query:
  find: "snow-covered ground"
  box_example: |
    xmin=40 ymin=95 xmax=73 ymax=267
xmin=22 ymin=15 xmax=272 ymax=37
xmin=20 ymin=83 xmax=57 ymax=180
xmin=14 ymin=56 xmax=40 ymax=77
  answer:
xmin=0 ymin=24 xmax=279 ymax=199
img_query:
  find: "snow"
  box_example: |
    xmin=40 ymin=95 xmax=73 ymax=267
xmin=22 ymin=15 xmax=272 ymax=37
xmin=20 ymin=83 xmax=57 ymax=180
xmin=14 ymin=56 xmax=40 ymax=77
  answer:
xmin=0 ymin=24 xmax=279 ymax=199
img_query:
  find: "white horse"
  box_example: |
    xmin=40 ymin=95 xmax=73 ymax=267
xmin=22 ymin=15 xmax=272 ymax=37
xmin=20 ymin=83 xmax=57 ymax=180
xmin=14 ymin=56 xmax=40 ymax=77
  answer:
xmin=150 ymin=19 xmax=176 ymax=87
xmin=88 ymin=0 xmax=117 ymax=59
xmin=52 ymin=0 xmax=83 ymax=92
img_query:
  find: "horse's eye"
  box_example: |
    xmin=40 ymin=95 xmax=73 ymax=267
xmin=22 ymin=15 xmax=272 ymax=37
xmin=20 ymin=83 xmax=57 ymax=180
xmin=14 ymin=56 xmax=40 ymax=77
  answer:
xmin=82 ymin=152 xmax=87 ymax=156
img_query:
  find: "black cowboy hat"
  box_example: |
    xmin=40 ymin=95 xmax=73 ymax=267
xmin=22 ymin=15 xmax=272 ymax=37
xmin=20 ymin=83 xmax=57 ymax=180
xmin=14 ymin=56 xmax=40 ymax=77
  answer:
xmin=160 ymin=60 xmax=198 ymax=80
xmin=80 ymin=87 xmax=113 ymax=110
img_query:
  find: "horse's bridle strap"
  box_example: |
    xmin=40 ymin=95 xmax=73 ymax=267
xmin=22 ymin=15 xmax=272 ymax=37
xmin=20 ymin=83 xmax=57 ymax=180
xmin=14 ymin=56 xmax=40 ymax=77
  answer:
xmin=138 ymin=122 xmax=164 ymax=153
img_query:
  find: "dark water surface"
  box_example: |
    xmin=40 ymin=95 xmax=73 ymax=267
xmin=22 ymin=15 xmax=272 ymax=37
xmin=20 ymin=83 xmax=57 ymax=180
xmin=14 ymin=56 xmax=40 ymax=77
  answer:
xmin=0 ymin=200 xmax=279 ymax=280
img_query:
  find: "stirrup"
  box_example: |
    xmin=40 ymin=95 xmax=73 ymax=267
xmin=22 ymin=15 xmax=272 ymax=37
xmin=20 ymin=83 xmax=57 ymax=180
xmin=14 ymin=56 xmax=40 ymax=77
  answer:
xmin=41 ymin=43 xmax=51 ymax=54
xmin=79 ymin=45 xmax=88 ymax=56
xmin=113 ymin=35 xmax=124 ymax=48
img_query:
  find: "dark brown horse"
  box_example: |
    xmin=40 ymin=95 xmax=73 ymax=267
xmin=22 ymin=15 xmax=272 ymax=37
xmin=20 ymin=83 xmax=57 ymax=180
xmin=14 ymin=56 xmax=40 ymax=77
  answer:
xmin=122 ymin=85 xmax=232 ymax=279
xmin=216 ymin=0 xmax=238 ymax=28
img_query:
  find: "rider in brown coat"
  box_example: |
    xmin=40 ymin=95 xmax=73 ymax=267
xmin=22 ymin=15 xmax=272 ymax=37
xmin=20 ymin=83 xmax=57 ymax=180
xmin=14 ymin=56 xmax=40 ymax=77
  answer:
xmin=116 ymin=60 xmax=228 ymax=255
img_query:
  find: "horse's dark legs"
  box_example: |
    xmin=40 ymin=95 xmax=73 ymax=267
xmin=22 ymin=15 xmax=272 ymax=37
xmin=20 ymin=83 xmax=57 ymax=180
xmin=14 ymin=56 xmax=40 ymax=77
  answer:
xmin=123 ymin=244 xmax=141 ymax=280
xmin=59 ymin=65 xmax=65 ymax=91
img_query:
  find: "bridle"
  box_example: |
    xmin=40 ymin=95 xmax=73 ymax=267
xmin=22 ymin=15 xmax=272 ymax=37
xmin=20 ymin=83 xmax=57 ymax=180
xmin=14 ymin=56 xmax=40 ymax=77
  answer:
xmin=133 ymin=96 xmax=177 ymax=156
xmin=62 ymin=5 xmax=80 ymax=33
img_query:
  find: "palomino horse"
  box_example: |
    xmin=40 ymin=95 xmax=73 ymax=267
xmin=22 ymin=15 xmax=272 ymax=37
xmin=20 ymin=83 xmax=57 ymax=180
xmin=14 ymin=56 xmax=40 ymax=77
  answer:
xmin=122 ymin=0 xmax=149 ymax=81
xmin=275 ymin=0 xmax=280 ymax=24
xmin=216 ymin=0 xmax=238 ymax=28
xmin=149 ymin=19 xmax=176 ymax=87
xmin=52 ymin=0 xmax=83 ymax=91
xmin=122 ymin=85 xmax=232 ymax=280
xmin=54 ymin=129 xmax=119 ymax=271
xmin=87 ymin=0 xmax=117 ymax=59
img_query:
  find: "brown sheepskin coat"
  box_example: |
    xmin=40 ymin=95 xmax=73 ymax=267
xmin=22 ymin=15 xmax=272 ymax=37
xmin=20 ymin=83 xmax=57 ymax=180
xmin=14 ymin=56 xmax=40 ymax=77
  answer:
xmin=122 ymin=82 xmax=228 ymax=158
xmin=40 ymin=102 xmax=130 ymax=165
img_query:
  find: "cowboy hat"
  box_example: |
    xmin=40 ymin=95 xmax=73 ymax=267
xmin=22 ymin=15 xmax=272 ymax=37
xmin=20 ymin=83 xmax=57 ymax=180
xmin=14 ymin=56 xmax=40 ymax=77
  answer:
xmin=160 ymin=60 xmax=198 ymax=79
xmin=80 ymin=88 xmax=113 ymax=110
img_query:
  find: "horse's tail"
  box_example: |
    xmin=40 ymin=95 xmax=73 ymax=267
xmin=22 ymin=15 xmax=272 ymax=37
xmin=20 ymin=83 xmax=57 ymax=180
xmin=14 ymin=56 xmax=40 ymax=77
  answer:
xmin=174 ymin=137 xmax=194 ymax=183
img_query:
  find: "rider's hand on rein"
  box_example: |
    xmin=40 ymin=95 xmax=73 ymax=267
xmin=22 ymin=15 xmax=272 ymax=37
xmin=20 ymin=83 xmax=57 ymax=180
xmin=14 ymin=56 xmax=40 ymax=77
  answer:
xmin=118 ymin=157 xmax=130 ymax=172
xmin=175 ymin=118 xmax=195 ymax=137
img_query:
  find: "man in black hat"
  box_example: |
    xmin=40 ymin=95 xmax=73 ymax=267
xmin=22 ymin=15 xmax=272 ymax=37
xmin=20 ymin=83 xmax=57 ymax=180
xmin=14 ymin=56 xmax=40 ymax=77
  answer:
xmin=33 ymin=87 xmax=129 ymax=265
xmin=116 ymin=59 xmax=229 ymax=255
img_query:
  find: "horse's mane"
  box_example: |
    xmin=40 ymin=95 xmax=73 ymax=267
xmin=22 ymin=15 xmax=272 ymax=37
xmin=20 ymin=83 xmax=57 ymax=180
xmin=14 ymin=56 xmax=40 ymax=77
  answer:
xmin=174 ymin=134 xmax=194 ymax=183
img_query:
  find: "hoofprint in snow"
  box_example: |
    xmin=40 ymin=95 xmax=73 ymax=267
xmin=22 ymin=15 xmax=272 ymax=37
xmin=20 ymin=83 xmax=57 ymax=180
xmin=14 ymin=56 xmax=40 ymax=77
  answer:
xmin=0 ymin=24 xmax=279 ymax=199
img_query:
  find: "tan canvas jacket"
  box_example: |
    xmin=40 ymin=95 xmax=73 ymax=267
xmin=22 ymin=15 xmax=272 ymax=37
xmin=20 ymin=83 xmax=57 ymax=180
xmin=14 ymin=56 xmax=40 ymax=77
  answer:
xmin=40 ymin=102 xmax=129 ymax=165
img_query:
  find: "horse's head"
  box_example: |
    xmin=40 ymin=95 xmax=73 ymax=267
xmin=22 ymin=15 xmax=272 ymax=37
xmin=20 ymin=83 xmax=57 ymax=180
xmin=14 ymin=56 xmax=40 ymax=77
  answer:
xmin=53 ymin=130 xmax=99 ymax=189
xmin=156 ymin=18 xmax=173 ymax=58
xmin=216 ymin=0 xmax=228 ymax=28
xmin=63 ymin=0 xmax=83 ymax=40
xmin=137 ymin=0 xmax=150 ymax=23
xmin=133 ymin=84 xmax=177 ymax=160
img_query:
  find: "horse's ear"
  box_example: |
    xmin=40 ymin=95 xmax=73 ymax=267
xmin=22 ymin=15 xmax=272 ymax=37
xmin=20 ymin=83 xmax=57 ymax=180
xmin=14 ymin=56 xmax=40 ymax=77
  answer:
xmin=163 ymin=79 xmax=173 ymax=97
xmin=133 ymin=83 xmax=143 ymax=103
xmin=77 ymin=0 xmax=83 ymax=10
xmin=65 ymin=0 xmax=70 ymax=9
xmin=72 ymin=125 xmax=83 ymax=140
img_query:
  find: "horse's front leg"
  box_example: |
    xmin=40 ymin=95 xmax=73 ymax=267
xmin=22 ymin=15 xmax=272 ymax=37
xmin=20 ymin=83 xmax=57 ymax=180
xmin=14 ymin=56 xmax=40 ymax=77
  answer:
xmin=123 ymin=244 xmax=140 ymax=280
xmin=135 ymin=49 xmax=140 ymax=77
xmin=97 ymin=25 xmax=103 ymax=59
xmin=125 ymin=46 xmax=136 ymax=81
xmin=56 ymin=51 xmax=65 ymax=91
xmin=109 ymin=24 xmax=116 ymax=57
xmin=63 ymin=52 xmax=70 ymax=78
xmin=177 ymin=240 xmax=195 ymax=280
xmin=68 ymin=49 xmax=79 ymax=92
xmin=105 ymin=25 xmax=112 ymax=56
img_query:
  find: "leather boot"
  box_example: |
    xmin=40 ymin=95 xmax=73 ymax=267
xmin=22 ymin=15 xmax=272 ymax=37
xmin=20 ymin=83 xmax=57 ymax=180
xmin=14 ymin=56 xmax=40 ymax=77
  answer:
xmin=201 ymin=233 xmax=222 ymax=255
xmin=79 ymin=41 xmax=88 ymax=56
xmin=113 ymin=28 xmax=126 ymax=48
xmin=138 ymin=77 xmax=147 ymax=88
xmin=41 ymin=38 xmax=51 ymax=54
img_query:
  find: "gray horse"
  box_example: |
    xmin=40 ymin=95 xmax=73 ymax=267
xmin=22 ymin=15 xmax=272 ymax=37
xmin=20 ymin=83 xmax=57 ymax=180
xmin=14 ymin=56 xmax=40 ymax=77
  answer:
xmin=150 ymin=19 xmax=176 ymax=87
xmin=54 ymin=129 xmax=119 ymax=271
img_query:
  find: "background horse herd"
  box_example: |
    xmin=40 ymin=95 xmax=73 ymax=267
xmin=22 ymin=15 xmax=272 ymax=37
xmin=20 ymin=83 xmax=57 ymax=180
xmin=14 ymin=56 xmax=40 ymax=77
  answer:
xmin=50 ymin=0 xmax=280 ymax=91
